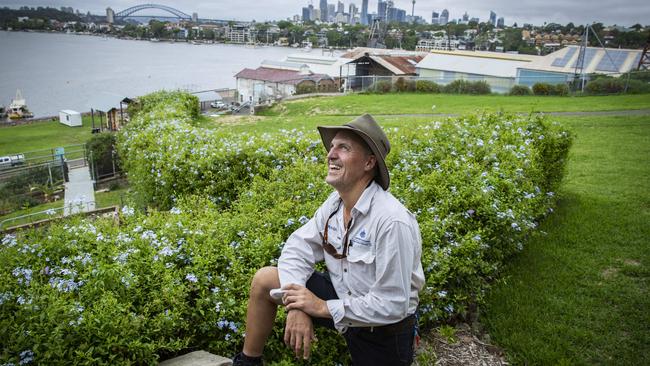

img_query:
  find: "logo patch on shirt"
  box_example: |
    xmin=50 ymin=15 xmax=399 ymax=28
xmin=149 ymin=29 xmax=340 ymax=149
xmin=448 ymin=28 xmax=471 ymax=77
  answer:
xmin=351 ymin=228 xmax=371 ymax=246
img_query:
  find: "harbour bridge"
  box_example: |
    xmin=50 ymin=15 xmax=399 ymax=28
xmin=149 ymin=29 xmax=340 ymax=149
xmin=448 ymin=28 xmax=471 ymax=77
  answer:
xmin=114 ymin=3 xmax=192 ymax=21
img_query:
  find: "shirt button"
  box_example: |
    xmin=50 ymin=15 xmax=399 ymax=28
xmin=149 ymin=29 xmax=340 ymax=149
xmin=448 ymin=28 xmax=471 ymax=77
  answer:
xmin=347 ymin=291 xmax=352 ymax=295
xmin=343 ymin=268 xmax=347 ymax=272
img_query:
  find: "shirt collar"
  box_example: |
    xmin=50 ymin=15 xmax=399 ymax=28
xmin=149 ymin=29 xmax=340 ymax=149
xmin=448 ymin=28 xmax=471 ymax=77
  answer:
xmin=328 ymin=181 xmax=380 ymax=216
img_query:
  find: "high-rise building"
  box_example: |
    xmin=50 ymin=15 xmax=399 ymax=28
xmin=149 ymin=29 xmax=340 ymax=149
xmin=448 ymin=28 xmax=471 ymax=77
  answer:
xmin=328 ymin=4 xmax=335 ymax=21
xmin=462 ymin=12 xmax=469 ymax=22
xmin=302 ymin=7 xmax=310 ymax=21
xmin=489 ymin=11 xmax=497 ymax=25
xmin=309 ymin=4 xmax=315 ymax=20
xmin=349 ymin=4 xmax=358 ymax=18
xmin=320 ymin=0 xmax=328 ymax=22
xmin=361 ymin=0 xmax=369 ymax=25
xmin=106 ymin=7 xmax=114 ymax=24
xmin=440 ymin=9 xmax=449 ymax=25
xmin=431 ymin=11 xmax=439 ymax=25
xmin=192 ymin=12 xmax=198 ymax=22
xmin=378 ymin=1 xmax=387 ymax=21
xmin=337 ymin=1 xmax=344 ymax=14
xmin=497 ymin=17 xmax=505 ymax=28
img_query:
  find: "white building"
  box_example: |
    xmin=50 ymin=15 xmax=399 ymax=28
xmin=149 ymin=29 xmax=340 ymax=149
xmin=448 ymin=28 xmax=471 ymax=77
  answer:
xmin=416 ymin=50 xmax=540 ymax=93
xmin=59 ymin=110 xmax=82 ymax=127
xmin=235 ymin=61 xmax=336 ymax=104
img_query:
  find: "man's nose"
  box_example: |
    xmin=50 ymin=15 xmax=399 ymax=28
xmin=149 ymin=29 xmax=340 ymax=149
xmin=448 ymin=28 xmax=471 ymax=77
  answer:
xmin=327 ymin=148 xmax=337 ymax=159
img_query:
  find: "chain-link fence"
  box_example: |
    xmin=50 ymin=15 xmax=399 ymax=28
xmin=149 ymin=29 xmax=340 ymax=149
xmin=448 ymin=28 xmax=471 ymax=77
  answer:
xmin=341 ymin=69 xmax=650 ymax=96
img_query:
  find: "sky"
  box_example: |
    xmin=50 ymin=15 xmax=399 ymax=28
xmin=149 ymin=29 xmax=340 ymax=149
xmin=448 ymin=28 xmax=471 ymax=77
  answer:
xmin=1 ymin=0 xmax=648 ymax=27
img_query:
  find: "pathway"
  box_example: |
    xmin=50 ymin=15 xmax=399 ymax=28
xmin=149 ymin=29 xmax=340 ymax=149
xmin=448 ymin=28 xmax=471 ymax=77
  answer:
xmin=373 ymin=108 xmax=650 ymax=118
xmin=64 ymin=162 xmax=95 ymax=216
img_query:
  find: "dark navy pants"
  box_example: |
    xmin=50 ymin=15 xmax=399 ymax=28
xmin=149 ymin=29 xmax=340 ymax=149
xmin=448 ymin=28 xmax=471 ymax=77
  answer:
xmin=305 ymin=271 xmax=416 ymax=366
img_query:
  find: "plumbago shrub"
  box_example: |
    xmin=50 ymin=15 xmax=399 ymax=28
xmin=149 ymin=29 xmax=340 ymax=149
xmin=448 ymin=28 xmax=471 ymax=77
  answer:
xmin=1 ymin=91 xmax=572 ymax=364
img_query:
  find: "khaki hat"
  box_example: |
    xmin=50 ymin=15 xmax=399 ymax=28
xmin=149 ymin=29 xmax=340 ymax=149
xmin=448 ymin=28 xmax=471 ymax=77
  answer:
xmin=317 ymin=114 xmax=391 ymax=190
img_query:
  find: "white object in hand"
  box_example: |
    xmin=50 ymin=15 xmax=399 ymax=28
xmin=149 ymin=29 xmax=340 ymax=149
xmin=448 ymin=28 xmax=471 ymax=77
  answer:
xmin=270 ymin=288 xmax=286 ymax=300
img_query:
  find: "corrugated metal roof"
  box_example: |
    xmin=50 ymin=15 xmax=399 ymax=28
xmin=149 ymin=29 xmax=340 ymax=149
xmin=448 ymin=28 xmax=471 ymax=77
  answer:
xmin=192 ymin=90 xmax=223 ymax=102
xmin=372 ymin=55 xmax=424 ymax=75
xmin=416 ymin=52 xmax=531 ymax=78
xmin=235 ymin=67 xmax=332 ymax=85
xmin=260 ymin=60 xmax=308 ymax=71
xmin=520 ymin=45 xmax=642 ymax=74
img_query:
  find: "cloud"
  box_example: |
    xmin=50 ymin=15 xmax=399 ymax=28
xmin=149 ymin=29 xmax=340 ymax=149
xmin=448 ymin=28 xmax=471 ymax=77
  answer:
xmin=1 ymin=0 xmax=648 ymax=26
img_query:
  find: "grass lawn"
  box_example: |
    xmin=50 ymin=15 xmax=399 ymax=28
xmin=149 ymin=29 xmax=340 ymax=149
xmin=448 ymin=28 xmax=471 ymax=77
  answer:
xmin=481 ymin=115 xmax=650 ymax=365
xmin=2 ymin=92 xmax=649 ymax=363
xmin=0 ymin=115 xmax=97 ymax=156
xmin=0 ymin=187 xmax=127 ymax=229
xmin=260 ymin=94 xmax=650 ymax=117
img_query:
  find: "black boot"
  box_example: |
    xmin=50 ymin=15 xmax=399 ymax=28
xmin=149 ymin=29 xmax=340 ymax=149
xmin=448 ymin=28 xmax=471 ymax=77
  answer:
xmin=232 ymin=352 xmax=263 ymax=366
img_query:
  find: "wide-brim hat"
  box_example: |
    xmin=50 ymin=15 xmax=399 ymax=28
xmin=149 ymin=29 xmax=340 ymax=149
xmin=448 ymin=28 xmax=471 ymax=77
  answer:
xmin=317 ymin=114 xmax=391 ymax=190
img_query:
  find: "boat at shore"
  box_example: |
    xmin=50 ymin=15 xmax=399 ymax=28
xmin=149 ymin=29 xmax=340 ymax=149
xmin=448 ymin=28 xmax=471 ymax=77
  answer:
xmin=7 ymin=89 xmax=34 ymax=119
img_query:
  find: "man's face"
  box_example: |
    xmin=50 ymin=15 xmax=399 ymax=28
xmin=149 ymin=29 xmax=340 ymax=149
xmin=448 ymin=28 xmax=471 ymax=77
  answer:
xmin=326 ymin=131 xmax=376 ymax=192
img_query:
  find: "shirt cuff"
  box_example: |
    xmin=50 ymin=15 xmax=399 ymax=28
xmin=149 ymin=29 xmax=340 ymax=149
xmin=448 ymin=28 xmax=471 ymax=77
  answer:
xmin=326 ymin=299 xmax=345 ymax=325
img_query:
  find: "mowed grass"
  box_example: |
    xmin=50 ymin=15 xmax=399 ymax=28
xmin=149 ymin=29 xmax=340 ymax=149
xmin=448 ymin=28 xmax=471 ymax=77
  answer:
xmin=2 ymin=93 xmax=649 ymax=364
xmin=482 ymin=115 xmax=650 ymax=365
xmin=0 ymin=115 xmax=97 ymax=155
xmin=0 ymin=187 xmax=127 ymax=229
xmin=261 ymin=93 xmax=650 ymax=117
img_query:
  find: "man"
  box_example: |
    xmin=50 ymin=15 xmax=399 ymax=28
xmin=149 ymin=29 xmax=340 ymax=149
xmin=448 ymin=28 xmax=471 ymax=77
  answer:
xmin=233 ymin=114 xmax=425 ymax=366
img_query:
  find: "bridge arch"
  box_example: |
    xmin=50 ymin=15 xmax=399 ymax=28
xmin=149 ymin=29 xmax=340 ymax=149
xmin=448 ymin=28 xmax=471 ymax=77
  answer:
xmin=115 ymin=4 xmax=192 ymax=20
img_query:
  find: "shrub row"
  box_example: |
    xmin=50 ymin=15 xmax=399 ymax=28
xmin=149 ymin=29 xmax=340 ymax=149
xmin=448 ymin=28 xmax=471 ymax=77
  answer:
xmin=0 ymin=91 xmax=572 ymax=365
xmin=585 ymin=77 xmax=650 ymax=95
xmin=368 ymin=79 xmax=492 ymax=95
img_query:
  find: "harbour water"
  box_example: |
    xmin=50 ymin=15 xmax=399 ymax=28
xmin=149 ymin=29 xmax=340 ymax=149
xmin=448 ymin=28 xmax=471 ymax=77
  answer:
xmin=0 ymin=31 xmax=308 ymax=117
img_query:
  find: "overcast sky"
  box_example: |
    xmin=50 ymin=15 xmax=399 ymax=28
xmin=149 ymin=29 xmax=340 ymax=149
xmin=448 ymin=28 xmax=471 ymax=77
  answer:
xmin=1 ymin=0 xmax=648 ymax=27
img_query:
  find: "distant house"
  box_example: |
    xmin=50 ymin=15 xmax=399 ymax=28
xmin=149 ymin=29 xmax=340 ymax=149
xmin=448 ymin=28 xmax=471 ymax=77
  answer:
xmin=341 ymin=48 xmax=425 ymax=90
xmin=234 ymin=61 xmax=336 ymax=103
xmin=87 ymin=93 xmax=134 ymax=132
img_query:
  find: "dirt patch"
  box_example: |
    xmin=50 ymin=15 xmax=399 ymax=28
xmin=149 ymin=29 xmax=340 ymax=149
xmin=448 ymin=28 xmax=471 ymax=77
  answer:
xmin=416 ymin=324 xmax=508 ymax=365
xmin=601 ymin=267 xmax=619 ymax=280
xmin=211 ymin=115 xmax=265 ymax=125
xmin=623 ymin=259 xmax=640 ymax=267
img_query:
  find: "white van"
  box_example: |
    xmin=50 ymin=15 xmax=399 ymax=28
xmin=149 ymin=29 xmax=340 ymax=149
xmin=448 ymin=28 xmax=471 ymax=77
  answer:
xmin=0 ymin=154 xmax=25 ymax=170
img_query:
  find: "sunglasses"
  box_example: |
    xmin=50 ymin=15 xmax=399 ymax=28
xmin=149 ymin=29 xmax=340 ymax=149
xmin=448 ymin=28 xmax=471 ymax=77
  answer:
xmin=323 ymin=201 xmax=354 ymax=259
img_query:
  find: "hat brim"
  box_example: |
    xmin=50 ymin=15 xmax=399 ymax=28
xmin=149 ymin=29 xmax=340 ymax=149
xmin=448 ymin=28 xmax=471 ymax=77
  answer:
xmin=317 ymin=125 xmax=390 ymax=190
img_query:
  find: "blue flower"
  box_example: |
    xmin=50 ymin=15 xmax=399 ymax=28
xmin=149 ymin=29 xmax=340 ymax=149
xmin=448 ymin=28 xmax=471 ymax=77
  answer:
xmin=185 ymin=273 xmax=198 ymax=283
xmin=19 ymin=350 xmax=34 ymax=365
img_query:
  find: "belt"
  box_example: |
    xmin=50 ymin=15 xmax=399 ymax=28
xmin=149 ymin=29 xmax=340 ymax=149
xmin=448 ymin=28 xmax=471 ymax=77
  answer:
xmin=360 ymin=314 xmax=416 ymax=335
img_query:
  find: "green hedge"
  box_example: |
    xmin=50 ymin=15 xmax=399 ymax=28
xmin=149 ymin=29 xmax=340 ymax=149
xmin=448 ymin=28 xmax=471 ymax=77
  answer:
xmin=532 ymin=82 xmax=570 ymax=96
xmin=416 ymin=80 xmax=442 ymax=93
xmin=509 ymin=85 xmax=533 ymax=96
xmin=0 ymin=92 xmax=572 ymax=365
xmin=585 ymin=77 xmax=650 ymax=94
xmin=442 ymin=80 xmax=492 ymax=94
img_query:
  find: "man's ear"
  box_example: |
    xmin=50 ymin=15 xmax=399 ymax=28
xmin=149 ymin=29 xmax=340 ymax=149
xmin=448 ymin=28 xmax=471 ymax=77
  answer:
xmin=365 ymin=154 xmax=377 ymax=172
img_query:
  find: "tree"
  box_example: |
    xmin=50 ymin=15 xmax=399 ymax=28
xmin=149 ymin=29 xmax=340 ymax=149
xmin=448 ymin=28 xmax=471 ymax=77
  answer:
xmin=277 ymin=20 xmax=292 ymax=30
xmin=149 ymin=20 xmax=166 ymax=38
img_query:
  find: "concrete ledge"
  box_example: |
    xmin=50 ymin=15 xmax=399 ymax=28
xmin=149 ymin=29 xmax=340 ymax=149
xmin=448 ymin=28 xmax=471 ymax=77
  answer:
xmin=159 ymin=351 xmax=232 ymax=366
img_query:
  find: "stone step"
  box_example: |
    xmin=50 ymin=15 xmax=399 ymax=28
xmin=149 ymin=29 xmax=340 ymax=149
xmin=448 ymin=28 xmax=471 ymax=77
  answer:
xmin=158 ymin=351 xmax=232 ymax=366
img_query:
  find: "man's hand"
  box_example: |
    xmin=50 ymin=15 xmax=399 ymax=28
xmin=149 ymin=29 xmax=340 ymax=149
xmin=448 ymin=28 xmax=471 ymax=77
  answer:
xmin=283 ymin=284 xmax=331 ymax=318
xmin=284 ymin=309 xmax=315 ymax=360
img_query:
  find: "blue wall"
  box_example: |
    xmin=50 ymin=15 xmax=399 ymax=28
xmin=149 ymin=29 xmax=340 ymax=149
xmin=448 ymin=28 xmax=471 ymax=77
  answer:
xmin=517 ymin=69 xmax=572 ymax=87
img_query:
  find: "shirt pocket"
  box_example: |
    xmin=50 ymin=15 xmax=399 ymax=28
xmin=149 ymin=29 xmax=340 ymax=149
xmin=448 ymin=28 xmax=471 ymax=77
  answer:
xmin=347 ymin=238 xmax=376 ymax=264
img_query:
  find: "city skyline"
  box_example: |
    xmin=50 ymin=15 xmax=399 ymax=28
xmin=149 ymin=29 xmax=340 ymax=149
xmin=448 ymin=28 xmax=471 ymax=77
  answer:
xmin=0 ymin=0 xmax=648 ymax=27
